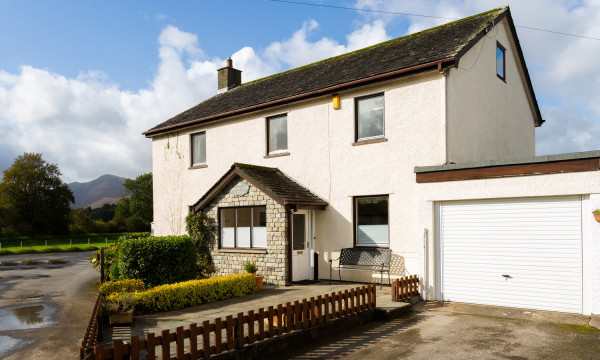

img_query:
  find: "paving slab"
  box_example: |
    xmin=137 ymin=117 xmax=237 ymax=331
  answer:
xmin=102 ymin=281 xmax=411 ymax=344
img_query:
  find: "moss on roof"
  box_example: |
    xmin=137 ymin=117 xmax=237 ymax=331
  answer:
xmin=146 ymin=7 xmax=508 ymax=136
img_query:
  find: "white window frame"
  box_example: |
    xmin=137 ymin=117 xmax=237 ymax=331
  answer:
xmin=355 ymin=93 xmax=385 ymax=142
xmin=353 ymin=195 xmax=390 ymax=247
xmin=220 ymin=206 xmax=267 ymax=249
xmin=190 ymin=131 xmax=207 ymax=167
xmin=266 ymin=114 xmax=288 ymax=155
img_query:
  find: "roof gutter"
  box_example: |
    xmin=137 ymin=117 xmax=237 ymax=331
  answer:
xmin=144 ymin=57 xmax=456 ymax=137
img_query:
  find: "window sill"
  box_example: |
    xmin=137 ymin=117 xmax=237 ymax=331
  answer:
xmin=352 ymin=137 xmax=387 ymax=146
xmin=497 ymin=74 xmax=506 ymax=83
xmin=264 ymin=151 xmax=290 ymax=159
xmin=217 ymin=248 xmax=268 ymax=254
xmin=189 ymin=164 xmax=207 ymax=170
xmin=353 ymin=245 xmax=390 ymax=249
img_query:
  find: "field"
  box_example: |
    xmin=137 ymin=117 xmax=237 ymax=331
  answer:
xmin=0 ymin=233 xmax=128 ymax=254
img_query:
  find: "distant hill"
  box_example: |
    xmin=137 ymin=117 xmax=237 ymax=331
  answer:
xmin=68 ymin=174 xmax=127 ymax=209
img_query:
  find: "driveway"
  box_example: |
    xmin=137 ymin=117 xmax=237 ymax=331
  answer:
xmin=281 ymin=301 xmax=600 ymax=360
xmin=0 ymin=251 xmax=99 ymax=359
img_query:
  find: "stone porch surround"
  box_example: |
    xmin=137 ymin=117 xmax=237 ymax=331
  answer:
xmin=202 ymin=177 xmax=288 ymax=285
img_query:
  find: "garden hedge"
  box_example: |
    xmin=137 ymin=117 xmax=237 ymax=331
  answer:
xmin=133 ymin=273 xmax=256 ymax=314
xmin=118 ymin=235 xmax=197 ymax=287
xmin=99 ymin=279 xmax=145 ymax=296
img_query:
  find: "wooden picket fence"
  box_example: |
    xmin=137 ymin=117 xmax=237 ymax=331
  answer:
xmin=391 ymin=275 xmax=420 ymax=301
xmin=80 ymin=292 xmax=103 ymax=359
xmin=91 ymin=285 xmax=376 ymax=360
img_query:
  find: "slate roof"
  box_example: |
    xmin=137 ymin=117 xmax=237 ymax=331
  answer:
xmin=146 ymin=6 xmax=541 ymax=137
xmin=193 ymin=163 xmax=327 ymax=212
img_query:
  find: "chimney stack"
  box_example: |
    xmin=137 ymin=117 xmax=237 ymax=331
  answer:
xmin=217 ymin=57 xmax=242 ymax=93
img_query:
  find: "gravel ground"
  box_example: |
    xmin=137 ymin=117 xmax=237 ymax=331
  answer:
xmin=0 ymin=251 xmax=99 ymax=359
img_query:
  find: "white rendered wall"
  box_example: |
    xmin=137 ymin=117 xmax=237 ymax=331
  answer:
xmin=446 ymin=17 xmax=536 ymax=163
xmin=151 ymin=71 xmax=447 ymax=282
xmin=589 ymin=194 xmax=600 ymax=315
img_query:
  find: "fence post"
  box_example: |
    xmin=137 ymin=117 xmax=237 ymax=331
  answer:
xmin=105 ymin=237 xmax=108 ymax=247
xmin=0 ymin=242 xmax=2 ymax=252
xmin=88 ymin=238 xmax=90 ymax=248
xmin=20 ymin=241 xmax=22 ymax=249
xmin=45 ymin=240 xmax=47 ymax=249
xmin=100 ymin=247 xmax=104 ymax=284
xmin=70 ymin=238 xmax=72 ymax=248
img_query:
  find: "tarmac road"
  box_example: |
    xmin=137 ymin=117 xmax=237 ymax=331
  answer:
xmin=0 ymin=251 xmax=99 ymax=359
xmin=281 ymin=301 xmax=600 ymax=360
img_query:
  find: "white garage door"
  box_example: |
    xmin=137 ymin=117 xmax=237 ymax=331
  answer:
xmin=440 ymin=196 xmax=582 ymax=313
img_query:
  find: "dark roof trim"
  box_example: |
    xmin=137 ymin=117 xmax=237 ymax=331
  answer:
xmin=144 ymin=57 xmax=455 ymax=137
xmin=454 ymin=10 xmax=542 ymax=127
xmin=415 ymin=151 xmax=600 ymax=183
xmin=192 ymin=165 xmax=327 ymax=212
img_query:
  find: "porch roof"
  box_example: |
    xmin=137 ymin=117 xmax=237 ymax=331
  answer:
xmin=192 ymin=163 xmax=328 ymax=212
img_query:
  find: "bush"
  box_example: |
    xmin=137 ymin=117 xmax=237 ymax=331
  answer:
xmin=133 ymin=273 xmax=256 ymax=314
xmin=118 ymin=235 xmax=197 ymax=287
xmin=99 ymin=279 xmax=145 ymax=296
xmin=109 ymin=263 xmax=121 ymax=281
xmin=185 ymin=212 xmax=215 ymax=277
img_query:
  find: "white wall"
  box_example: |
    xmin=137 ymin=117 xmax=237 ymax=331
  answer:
xmin=151 ymin=71 xmax=447 ymax=282
xmin=446 ymin=17 xmax=536 ymax=163
xmin=589 ymin=194 xmax=600 ymax=315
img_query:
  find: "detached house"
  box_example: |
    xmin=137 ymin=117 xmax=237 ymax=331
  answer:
xmin=145 ymin=7 xmax=600 ymax=315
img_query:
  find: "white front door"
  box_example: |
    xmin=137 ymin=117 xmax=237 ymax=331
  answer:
xmin=292 ymin=211 xmax=310 ymax=282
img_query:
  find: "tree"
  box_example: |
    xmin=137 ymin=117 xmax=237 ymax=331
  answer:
xmin=114 ymin=197 xmax=131 ymax=220
xmin=0 ymin=153 xmax=74 ymax=235
xmin=124 ymin=173 xmax=153 ymax=224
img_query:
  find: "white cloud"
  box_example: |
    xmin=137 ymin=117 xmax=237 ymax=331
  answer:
xmin=0 ymin=19 xmax=390 ymax=182
xmin=536 ymin=106 xmax=600 ymax=155
xmin=265 ymin=19 xmax=390 ymax=68
xmin=4 ymin=0 xmax=596 ymax=184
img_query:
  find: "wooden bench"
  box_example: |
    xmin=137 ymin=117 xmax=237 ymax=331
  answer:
xmin=329 ymin=248 xmax=391 ymax=288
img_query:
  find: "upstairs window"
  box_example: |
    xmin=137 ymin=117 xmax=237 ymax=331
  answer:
xmin=221 ymin=206 xmax=267 ymax=249
xmin=267 ymin=114 xmax=288 ymax=154
xmin=354 ymin=195 xmax=389 ymax=247
xmin=355 ymin=94 xmax=384 ymax=141
xmin=496 ymin=43 xmax=505 ymax=81
xmin=191 ymin=131 xmax=206 ymax=166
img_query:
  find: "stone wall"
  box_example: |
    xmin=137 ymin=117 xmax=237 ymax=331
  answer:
xmin=201 ymin=176 xmax=288 ymax=285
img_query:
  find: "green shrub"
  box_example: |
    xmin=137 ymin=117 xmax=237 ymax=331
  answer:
xmin=109 ymin=263 xmax=121 ymax=281
xmin=244 ymin=261 xmax=257 ymax=274
xmin=99 ymin=279 xmax=145 ymax=296
xmin=185 ymin=212 xmax=215 ymax=277
xmin=133 ymin=273 xmax=256 ymax=314
xmin=117 ymin=232 xmax=151 ymax=241
xmin=118 ymin=235 xmax=197 ymax=287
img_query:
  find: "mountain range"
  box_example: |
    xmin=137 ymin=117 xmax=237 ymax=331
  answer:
xmin=68 ymin=174 xmax=127 ymax=209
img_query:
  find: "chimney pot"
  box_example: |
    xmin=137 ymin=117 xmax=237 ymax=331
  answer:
xmin=226 ymin=57 xmax=233 ymax=68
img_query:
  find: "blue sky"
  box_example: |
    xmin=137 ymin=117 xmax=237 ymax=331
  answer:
xmin=1 ymin=0 xmax=599 ymax=182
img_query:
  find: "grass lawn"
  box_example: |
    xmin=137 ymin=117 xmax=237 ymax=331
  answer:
xmin=0 ymin=233 xmax=129 ymax=254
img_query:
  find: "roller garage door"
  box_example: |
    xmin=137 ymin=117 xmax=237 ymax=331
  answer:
xmin=439 ymin=196 xmax=582 ymax=313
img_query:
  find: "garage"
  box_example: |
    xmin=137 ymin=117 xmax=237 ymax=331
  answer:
xmin=438 ymin=196 xmax=582 ymax=313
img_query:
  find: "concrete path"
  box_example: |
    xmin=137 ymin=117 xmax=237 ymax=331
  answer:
xmin=282 ymin=301 xmax=600 ymax=360
xmin=103 ymin=281 xmax=408 ymax=344
xmin=0 ymin=251 xmax=99 ymax=359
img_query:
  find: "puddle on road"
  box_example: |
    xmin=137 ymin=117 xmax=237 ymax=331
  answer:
xmin=0 ymin=335 xmax=33 ymax=358
xmin=0 ymin=284 xmax=8 ymax=290
xmin=0 ymin=303 xmax=56 ymax=331
xmin=46 ymin=259 xmax=68 ymax=265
